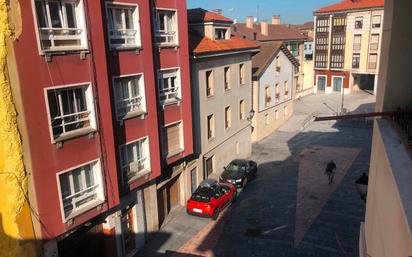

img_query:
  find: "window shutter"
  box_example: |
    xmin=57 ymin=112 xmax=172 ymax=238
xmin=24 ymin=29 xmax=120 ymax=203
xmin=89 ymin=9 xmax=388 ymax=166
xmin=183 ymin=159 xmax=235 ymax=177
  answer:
xmin=164 ymin=124 xmax=180 ymax=154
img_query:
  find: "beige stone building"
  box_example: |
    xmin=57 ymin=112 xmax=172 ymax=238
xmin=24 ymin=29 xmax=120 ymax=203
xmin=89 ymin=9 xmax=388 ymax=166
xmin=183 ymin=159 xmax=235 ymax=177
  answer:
xmin=187 ymin=9 xmax=259 ymax=186
xmin=361 ymin=0 xmax=412 ymax=257
xmin=251 ymin=43 xmax=299 ymax=142
xmin=314 ymin=0 xmax=384 ymax=95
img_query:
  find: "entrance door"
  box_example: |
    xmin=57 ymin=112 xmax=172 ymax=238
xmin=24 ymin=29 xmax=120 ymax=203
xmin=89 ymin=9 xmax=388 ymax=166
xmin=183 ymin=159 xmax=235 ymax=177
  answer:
xmin=157 ymin=176 xmax=180 ymax=226
xmin=121 ymin=209 xmax=136 ymax=257
xmin=332 ymin=77 xmax=343 ymax=92
xmin=317 ymin=76 xmax=326 ymax=91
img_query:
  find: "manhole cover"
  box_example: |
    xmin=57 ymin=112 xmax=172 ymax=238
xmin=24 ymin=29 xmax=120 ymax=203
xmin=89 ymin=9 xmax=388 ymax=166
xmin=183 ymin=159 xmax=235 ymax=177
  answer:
xmin=245 ymin=228 xmax=262 ymax=237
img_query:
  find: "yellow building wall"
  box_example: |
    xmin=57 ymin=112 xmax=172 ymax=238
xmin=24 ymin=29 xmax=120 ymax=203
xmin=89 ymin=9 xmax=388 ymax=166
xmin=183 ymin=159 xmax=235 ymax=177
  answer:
xmin=344 ymin=10 xmax=384 ymax=73
xmin=0 ymin=1 xmax=38 ymax=257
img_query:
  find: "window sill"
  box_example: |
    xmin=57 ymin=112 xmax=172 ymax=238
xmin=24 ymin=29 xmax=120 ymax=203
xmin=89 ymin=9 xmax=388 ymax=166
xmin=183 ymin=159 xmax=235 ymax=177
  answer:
xmin=128 ymin=169 xmax=151 ymax=184
xmin=162 ymin=99 xmax=181 ymax=109
xmin=224 ymin=88 xmax=231 ymax=93
xmin=119 ymin=110 xmax=147 ymax=123
xmin=63 ymin=198 xmax=105 ymax=223
xmin=156 ymin=43 xmax=179 ymax=49
xmin=53 ymin=127 xmax=96 ymax=144
xmin=110 ymin=46 xmax=142 ymax=52
xmin=165 ymin=148 xmax=184 ymax=159
xmin=41 ymin=47 xmax=89 ymax=55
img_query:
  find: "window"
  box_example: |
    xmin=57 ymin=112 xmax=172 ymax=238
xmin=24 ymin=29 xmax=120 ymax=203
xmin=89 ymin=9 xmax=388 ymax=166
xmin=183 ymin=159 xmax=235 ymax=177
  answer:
xmin=205 ymin=156 xmax=214 ymax=178
xmin=330 ymin=54 xmax=344 ymax=69
xmin=155 ymin=9 xmax=177 ymax=45
xmin=315 ymin=53 xmax=327 ymax=68
xmin=225 ymin=106 xmax=231 ymax=130
xmin=316 ymin=17 xmax=329 ymax=33
xmin=332 ymin=16 xmax=346 ymax=32
xmin=284 ymin=105 xmax=289 ymax=116
xmin=113 ymin=74 xmax=146 ymax=121
xmin=331 ymin=34 xmax=345 ymax=50
xmin=353 ymin=34 xmax=362 ymax=51
xmin=265 ymin=114 xmax=269 ymax=125
xmin=239 ymin=64 xmax=245 ymax=85
xmin=162 ymin=122 xmax=183 ymax=157
xmin=58 ymin=160 xmax=104 ymax=220
xmin=315 ymin=36 xmax=328 ymax=51
xmin=190 ymin=168 xmax=197 ymax=193
xmin=275 ymin=109 xmax=279 ymax=120
xmin=352 ymin=53 xmax=360 ymax=69
xmin=372 ymin=15 xmax=381 ymax=28
xmin=239 ymin=100 xmax=245 ymax=120
xmin=158 ymin=69 xmax=181 ymax=104
xmin=235 ymin=141 xmax=240 ymax=155
xmin=275 ymin=56 xmax=281 ymax=75
xmin=284 ymin=81 xmax=289 ymax=96
xmin=368 ymin=54 xmax=378 ymax=69
xmin=224 ymin=67 xmax=231 ymax=90
xmin=275 ymin=84 xmax=280 ymax=100
xmin=370 ymin=34 xmax=379 ymax=50
xmin=207 ymin=114 xmax=215 ymax=140
xmin=106 ymin=4 xmax=140 ymax=49
xmin=46 ymin=84 xmax=95 ymax=141
xmin=215 ymin=28 xmax=227 ymax=40
xmin=265 ymin=86 xmax=271 ymax=107
xmin=34 ymin=0 xmax=87 ymax=52
xmin=120 ymin=137 xmax=150 ymax=183
xmin=355 ymin=17 xmax=363 ymax=29
xmin=206 ymin=70 xmax=214 ymax=97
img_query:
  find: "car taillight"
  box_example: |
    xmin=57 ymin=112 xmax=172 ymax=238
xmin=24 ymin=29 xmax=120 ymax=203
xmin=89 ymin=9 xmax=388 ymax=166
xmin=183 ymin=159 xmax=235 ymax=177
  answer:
xmin=206 ymin=203 xmax=214 ymax=209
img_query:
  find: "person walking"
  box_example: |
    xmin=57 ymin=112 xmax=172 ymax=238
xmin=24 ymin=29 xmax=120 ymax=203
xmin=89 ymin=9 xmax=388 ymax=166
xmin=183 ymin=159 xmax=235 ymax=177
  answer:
xmin=325 ymin=160 xmax=337 ymax=184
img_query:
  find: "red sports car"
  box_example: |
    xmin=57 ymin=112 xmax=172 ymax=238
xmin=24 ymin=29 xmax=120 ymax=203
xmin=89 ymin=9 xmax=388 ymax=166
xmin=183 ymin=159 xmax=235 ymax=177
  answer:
xmin=186 ymin=179 xmax=237 ymax=220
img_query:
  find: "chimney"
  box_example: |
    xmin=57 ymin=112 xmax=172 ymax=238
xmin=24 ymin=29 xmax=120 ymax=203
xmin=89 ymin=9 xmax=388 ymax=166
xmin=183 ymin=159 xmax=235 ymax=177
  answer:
xmin=211 ymin=9 xmax=222 ymax=15
xmin=261 ymin=20 xmax=268 ymax=36
xmin=246 ymin=16 xmax=254 ymax=29
xmin=272 ymin=15 xmax=281 ymax=25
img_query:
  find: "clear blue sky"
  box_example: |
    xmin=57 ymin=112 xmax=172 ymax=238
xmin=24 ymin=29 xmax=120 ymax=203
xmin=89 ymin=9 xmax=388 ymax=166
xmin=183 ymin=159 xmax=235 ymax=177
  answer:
xmin=187 ymin=0 xmax=341 ymax=24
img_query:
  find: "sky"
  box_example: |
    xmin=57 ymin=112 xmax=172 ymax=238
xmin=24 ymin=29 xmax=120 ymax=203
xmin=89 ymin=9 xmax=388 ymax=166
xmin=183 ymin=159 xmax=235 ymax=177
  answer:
xmin=187 ymin=0 xmax=342 ymax=24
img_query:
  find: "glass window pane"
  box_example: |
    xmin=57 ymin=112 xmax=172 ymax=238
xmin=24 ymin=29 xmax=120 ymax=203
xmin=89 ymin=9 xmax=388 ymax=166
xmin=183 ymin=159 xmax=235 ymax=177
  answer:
xmin=72 ymin=168 xmax=83 ymax=193
xmin=35 ymin=1 xmax=48 ymax=28
xmin=125 ymin=9 xmax=132 ymax=29
xmin=65 ymin=3 xmax=77 ymax=28
xmin=115 ymin=9 xmax=123 ymax=29
xmin=75 ymin=88 xmax=86 ymax=111
xmin=60 ymin=173 xmax=71 ymax=198
xmin=84 ymin=164 xmax=94 ymax=188
xmin=49 ymin=2 xmax=63 ymax=28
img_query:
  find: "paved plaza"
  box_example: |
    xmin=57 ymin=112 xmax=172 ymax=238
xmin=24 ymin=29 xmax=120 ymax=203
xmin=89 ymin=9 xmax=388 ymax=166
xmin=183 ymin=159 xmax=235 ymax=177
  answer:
xmin=137 ymin=92 xmax=376 ymax=257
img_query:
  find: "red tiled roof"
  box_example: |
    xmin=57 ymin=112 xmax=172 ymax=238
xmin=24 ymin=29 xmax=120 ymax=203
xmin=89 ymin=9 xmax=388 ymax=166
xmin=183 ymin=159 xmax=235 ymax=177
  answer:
xmin=315 ymin=0 xmax=384 ymax=14
xmin=188 ymin=8 xmax=233 ymax=24
xmin=232 ymin=23 xmax=307 ymax=42
xmin=189 ymin=32 xmax=259 ymax=56
xmin=252 ymin=42 xmax=299 ymax=78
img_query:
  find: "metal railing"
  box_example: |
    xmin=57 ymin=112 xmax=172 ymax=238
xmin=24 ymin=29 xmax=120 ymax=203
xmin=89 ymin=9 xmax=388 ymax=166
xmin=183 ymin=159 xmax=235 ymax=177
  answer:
xmin=393 ymin=108 xmax=412 ymax=144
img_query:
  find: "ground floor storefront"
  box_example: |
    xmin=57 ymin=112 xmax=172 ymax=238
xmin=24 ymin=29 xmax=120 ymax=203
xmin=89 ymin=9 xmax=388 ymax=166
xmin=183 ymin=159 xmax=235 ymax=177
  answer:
xmin=314 ymin=70 xmax=379 ymax=95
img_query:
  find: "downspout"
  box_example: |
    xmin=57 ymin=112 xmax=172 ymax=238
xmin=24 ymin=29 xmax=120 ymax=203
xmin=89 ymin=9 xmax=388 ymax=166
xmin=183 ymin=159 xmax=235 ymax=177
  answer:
xmin=0 ymin=1 xmax=38 ymax=257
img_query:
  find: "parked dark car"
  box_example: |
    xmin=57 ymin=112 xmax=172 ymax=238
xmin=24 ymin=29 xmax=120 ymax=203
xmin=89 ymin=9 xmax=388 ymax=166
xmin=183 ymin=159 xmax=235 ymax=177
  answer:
xmin=187 ymin=179 xmax=237 ymax=220
xmin=219 ymin=159 xmax=258 ymax=188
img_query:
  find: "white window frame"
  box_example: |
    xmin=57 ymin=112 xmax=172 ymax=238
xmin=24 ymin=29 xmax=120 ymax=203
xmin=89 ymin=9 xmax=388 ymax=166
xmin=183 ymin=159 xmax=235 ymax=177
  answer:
xmin=119 ymin=137 xmax=151 ymax=184
xmin=105 ymin=2 xmax=141 ymax=49
xmin=371 ymin=15 xmax=381 ymax=29
xmin=162 ymin=120 xmax=184 ymax=158
xmin=112 ymin=73 xmax=146 ymax=121
xmin=44 ymin=82 xmax=97 ymax=143
xmin=214 ymin=27 xmax=228 ymax=40
xmin=154 ymin=8 xmax=178 ymax=46
xmin=158 ymin=68 xmax=182 ymax=106
xmin=32 ymin=0 xmax=88 ymax=53
xmin=56 ymin=159 xmax=105 ymax=222
xmin=224 ymin=106 xmax=231 ymax=130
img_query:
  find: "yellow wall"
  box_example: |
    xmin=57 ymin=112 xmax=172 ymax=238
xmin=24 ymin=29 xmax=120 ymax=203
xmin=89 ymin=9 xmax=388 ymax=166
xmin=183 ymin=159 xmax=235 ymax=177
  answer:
xmin=0 ymin=0 xmax=38 ymax=256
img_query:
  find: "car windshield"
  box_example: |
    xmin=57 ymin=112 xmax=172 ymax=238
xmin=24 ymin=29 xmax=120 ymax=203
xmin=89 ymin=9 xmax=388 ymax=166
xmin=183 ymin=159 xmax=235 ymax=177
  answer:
xmin=191 ymin=187 xmax=213 ymax=202
xmin=226 ymin=162 xmax=246 ymax=172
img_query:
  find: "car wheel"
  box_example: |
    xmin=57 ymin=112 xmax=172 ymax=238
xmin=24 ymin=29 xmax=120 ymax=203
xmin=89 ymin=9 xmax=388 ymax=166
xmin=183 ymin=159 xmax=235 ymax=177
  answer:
xmin=212 ymin=208 xmax=220 ymax=220
xmin=242 ymin=178 xmax=248 ymax=188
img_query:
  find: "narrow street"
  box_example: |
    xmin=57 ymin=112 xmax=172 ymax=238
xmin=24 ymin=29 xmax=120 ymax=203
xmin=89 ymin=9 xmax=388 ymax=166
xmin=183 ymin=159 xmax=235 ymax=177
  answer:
xmin=137 ymin=92 xmax=375 ymax=257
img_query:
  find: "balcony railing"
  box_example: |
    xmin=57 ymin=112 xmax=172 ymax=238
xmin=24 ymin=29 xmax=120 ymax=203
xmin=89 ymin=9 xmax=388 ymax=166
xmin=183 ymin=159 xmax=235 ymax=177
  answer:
xmin=393 ymin=108 xmax=412 ymax=145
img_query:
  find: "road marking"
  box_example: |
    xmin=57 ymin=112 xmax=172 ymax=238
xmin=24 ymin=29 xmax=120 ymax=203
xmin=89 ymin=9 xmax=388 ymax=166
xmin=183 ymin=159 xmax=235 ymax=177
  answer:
xmin=261 ymin=224 xmax=288 ymax=235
